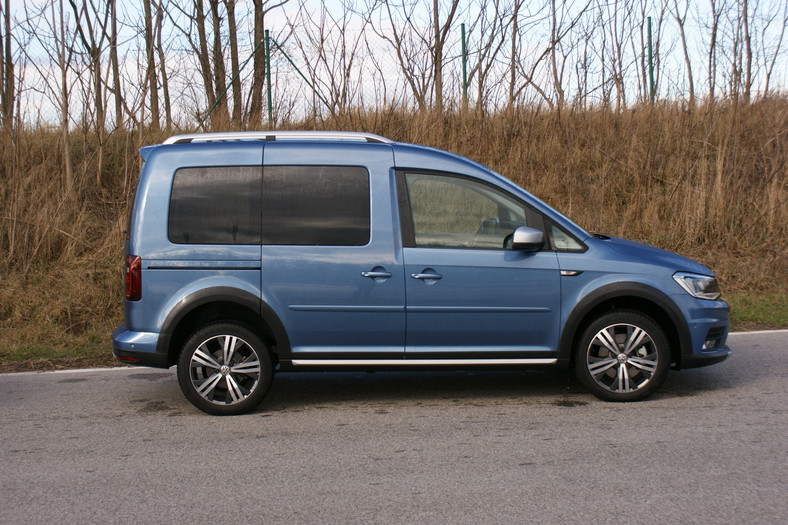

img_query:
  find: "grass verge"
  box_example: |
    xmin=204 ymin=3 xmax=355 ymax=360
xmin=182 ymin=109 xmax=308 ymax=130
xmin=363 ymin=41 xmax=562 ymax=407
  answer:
xmin=727 ymin=293 xmax=788 ymax=332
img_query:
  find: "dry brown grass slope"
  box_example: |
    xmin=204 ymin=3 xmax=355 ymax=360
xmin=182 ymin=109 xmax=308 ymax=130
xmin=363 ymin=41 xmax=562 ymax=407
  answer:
xmin=1 ymin=101 xmax=786 ymax=369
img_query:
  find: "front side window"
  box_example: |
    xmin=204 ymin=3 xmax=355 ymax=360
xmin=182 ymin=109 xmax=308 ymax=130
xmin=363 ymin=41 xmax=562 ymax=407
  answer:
xmin=168 ymin=166 xmax=262 ymax=244
xmin=404 ymin=172 xmax=530 ymax=249
xmin=262 ymin=166 xmax=370 ymax=246
xmin=550 ymin=224 xmax=585 ymax=252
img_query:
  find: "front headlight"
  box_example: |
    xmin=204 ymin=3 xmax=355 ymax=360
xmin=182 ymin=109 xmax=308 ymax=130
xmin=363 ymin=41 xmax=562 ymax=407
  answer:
xmin=673 ymin=272 xmax=722 ymax=300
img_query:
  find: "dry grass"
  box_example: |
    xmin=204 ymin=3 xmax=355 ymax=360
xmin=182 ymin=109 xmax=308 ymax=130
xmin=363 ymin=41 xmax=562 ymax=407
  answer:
xmin=1 ymin=101 xmax=786 ymax=369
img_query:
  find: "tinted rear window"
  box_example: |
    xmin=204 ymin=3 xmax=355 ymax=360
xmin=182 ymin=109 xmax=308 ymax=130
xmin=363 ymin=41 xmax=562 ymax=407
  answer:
xmin=168 ymin=166 xmax=262 ymax=244
xmin=262 ymin=166 xmax=370 ymax=246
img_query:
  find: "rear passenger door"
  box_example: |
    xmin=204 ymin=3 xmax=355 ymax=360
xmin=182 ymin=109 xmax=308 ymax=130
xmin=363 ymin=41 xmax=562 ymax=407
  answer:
xmin=261 ymin=142 xmax=405 ymax=361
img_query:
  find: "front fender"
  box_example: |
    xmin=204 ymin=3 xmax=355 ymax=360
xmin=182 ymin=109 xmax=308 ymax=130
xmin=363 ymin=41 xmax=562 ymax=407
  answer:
xmin=557 ymin=281 xmax=691 ymax=365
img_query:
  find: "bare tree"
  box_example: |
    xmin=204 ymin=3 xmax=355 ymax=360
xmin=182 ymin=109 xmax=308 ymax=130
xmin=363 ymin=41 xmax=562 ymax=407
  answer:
xmin=550 ymin=0 xmax=566 ymax=107
xmin=600 ymin=0 xmax=634 ymax=112
xmin=672 ymin=0 xmax=695 ymax=106
xmin=287 ymin=1 xmax=373 ymax=119
xmin=108 ymin=0 xmax=123 ymax=128
xmin=245 ymin=1 xmax=287 ymax=128
xmin=703 ymin=0 xmax=727 ymax=103
xmin=155 ymin=0 xmax=172 ymax=129
xmin=507 ymin=0 xmax=522 ymax=109
xmin=466 ymin=0 xmax=511 ymax=114
xmin=69 ymin=0 xmax=110 ymax=133
xmin=432 ymin=0 xmax=460 ymax=113
xmin=169 ymin=0 xmax=222 ymax=125
xmin=762 ymin=0 xmax=787 ymax=96
xmin=21 ymin=1 xmax=77 ymax=189
xmin=508 ymin=2 xmax=576 ymax=109
xmin=1 ymin=0 xmax=14 ymax=128
xmin=225 ymin=0 xmax=241 ymax=125
xmin=372 ymin=0 xmax=433 ymax=111
xmin=742 ymin=0 xmax=753 ymax=102
xmin=143 ymin=0 xmax=160 ymax=129
xmin=208 ymin=0 xmax=229 ymax=125
xmin=631 ymin=0 xmax=667 ymax=103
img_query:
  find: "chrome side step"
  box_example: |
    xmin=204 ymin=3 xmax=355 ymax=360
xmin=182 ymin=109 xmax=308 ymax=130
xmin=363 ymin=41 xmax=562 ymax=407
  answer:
xmin=291 ymin=358 xmax=557 ymax=367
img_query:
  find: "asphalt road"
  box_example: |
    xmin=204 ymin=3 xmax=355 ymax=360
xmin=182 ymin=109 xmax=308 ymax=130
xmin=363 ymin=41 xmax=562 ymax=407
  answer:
xmin=1 ymin=331 xmax=786 ymax=524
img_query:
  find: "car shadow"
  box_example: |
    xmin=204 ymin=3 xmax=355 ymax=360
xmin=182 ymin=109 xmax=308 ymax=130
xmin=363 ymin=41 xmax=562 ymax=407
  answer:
xmin=258 ymin=368 xmax=589 ymax=412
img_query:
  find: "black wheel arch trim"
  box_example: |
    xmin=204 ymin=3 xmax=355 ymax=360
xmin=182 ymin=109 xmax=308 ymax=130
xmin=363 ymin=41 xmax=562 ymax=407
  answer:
xmin=155 ymin=286 xmax=291 ymax=363
xmin=558 ymin=281 xmax=691 ymax=365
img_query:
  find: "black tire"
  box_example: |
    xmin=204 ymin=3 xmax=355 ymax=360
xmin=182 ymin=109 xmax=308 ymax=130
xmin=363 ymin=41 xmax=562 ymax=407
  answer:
xmin=574 ymin=310 xmax=670 ymax=402
xmin=177 ymin=323 xmax=273 ymax=415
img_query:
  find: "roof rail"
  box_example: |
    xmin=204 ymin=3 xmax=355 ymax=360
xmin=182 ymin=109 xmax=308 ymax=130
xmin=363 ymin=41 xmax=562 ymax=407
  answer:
xmin=162 ymin=131 xmax=393 ymax=145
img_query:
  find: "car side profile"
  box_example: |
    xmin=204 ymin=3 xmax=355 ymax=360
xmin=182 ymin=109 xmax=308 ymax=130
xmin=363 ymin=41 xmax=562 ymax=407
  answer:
xmin=112 ymin=131 xmax=730 ymax=415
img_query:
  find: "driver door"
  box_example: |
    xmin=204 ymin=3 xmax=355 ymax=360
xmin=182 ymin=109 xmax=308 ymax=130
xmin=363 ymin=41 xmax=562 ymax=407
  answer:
xmin=399 ymin=172 xmax=561 ymax=359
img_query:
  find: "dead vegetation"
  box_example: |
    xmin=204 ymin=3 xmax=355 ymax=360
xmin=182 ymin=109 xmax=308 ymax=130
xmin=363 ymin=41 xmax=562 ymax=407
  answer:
xmin=0 ymin=101 xmax=786 ymax=367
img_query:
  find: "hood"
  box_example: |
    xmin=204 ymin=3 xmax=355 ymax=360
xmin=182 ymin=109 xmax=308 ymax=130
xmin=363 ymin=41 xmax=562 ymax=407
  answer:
xmin=600 ymin=236 xmax=713 ymax=275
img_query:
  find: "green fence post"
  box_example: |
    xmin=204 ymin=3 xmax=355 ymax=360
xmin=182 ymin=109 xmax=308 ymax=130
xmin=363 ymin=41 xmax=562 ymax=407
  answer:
xmin=461 ymin=23 xmax=468 ymax=110
xmin=648 ymin=17 xmax=655 ymax=102
xmin=265 ymin=30 xmax=273 ymax=127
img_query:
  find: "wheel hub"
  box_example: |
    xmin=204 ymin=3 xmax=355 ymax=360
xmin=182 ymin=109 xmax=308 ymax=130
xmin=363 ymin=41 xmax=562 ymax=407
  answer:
xmin=617 ymin=353 xmax=628 ymax=364
xmin=220 ymin=365 xmax=230 ymax=377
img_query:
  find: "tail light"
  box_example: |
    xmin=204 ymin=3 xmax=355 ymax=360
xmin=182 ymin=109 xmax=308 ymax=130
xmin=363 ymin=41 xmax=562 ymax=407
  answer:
xmin=124 ymin=255 xmax=142 ymax=301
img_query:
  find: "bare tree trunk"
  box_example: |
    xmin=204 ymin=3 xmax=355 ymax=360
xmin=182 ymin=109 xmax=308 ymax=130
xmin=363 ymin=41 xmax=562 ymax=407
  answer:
xmin=730 ymin=2 xmax=743 ymax=102
xmin=225 ymin=0 xmax=241 ymax=126
xmin=707 ymin=0 xmax=724 ymax=104
xmin=432 ymin=0 xmax=459 ymax=114
xmin=466 ymin=0 xmax=508 ymax=115
xmin=109 ymin=0 xmax=123 ymax=129
xmin=550 ymin=0 xmax=565 ymax=107
xmin=375 ymin=1 xmax=431 ymax=112
xmin=209 ymin=0 xmax=229 ymax=125
xmin=249 ymin=0 xmax=266 ymax=128
xmin=742 ymin=0 xmax=752 ymax=102
xmin=155 ymin=1 xmax=171 ymax=130
xmin=673 ymin=0 xmax=694 ymax=107
xmin=433 ymin=0 xmax=442 ymax=113
xmin=143 ymin=0 xmax=160 ymax=130
xmin=195 ymin=0 xmax=216 ymax=113
xmin=55 ymin=1 xmax=73 ymax=192
xmin=69 ymin=0 xmax=109 ymax=185
xmin=763 ymin=0 xmax=787 ymax=96
xmin=1 ymin=0 xmax=14 ymax=128
xmin=508 ymin=0 xmax=520 ymax=109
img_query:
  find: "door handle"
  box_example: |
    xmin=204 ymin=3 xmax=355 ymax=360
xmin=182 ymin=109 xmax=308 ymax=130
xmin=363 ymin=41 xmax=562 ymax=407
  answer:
xmin=361 ymin=271 xmax=393 ymax=279
xmin=411 ymin=272 xmax=442 ymax=280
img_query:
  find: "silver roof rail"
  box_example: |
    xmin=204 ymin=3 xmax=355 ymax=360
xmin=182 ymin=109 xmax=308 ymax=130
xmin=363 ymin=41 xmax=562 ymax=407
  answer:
xmin=162 ymin=131 xmax=393 ymax=145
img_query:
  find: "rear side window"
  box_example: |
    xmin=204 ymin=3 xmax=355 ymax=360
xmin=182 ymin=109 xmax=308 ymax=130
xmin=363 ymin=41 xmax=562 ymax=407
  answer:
xmin=168 ymin=166 xmax=262 ymax=244
xmin=262 ymin=166 xmax=370 ymax=246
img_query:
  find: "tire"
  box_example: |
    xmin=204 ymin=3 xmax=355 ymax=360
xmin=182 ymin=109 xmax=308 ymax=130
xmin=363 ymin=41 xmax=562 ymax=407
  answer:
xmin=574 ymin=310 xmax=670 ymax=402
xmin=177 ymin=323 xmax=273 ymax=415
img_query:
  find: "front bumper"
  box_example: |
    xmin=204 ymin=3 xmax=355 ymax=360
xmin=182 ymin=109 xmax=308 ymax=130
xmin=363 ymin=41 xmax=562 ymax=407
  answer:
xmin=677 ymin=344 xmax=731 ymax=369
xmin=674 ymin=294 xmax=731 ymax=369
xmin=112 ymin=324 xmax=169 ymax=368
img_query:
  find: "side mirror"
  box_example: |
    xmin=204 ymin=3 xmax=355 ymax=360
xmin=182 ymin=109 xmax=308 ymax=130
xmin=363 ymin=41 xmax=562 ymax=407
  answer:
xmin=505 ymin=226 xmax=544 ymax=251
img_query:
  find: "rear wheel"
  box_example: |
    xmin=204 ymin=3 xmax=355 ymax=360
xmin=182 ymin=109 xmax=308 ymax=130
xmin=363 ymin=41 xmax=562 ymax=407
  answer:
xmin=575 ymin=310 xmax=669 ymax=402
xmin=177 ymin=323 xmax=272 ymax=415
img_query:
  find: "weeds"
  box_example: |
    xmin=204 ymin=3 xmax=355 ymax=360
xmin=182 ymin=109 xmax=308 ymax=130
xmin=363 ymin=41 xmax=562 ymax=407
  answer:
xmin=0 ymin=102 xmax=786 ymax=368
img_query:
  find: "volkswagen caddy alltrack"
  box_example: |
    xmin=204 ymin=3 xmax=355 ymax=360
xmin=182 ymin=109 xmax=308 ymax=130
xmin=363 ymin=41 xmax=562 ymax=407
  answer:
xmin=112 ymin=131 xmax=730 ymax=415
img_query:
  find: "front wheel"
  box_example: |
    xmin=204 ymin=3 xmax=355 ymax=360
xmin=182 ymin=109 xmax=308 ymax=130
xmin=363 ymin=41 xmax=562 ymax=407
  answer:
xmin=177 ymin=323 xmax=273 ymax=415
xmin=574 ymin=310 xmax=670 ymax=402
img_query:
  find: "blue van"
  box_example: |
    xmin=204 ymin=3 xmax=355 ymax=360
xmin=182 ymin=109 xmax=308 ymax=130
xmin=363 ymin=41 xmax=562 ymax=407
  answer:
xmin=112 ymin=131 xmax=730 ymax=414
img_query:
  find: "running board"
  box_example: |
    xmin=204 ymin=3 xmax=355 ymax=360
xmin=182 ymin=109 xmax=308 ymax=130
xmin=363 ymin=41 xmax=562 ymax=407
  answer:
xmin=291 ymin=358 xmax=557 ymax=367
